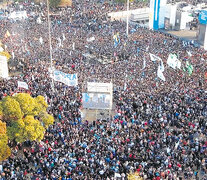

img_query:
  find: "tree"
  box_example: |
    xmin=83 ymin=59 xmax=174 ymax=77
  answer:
xmin=0 ymin=121 xmax=11 ymax=161
xmin=7 ymin=116 xmax=45 ymax=143
xmin=49 ymin=0 xmax=61 ymax=7
xmin=0 ymin=93 xmax=54 ymax=161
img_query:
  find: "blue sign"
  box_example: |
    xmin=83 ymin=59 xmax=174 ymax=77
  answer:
xmin=199 ymin=10 xmax=207 ymax=25
xmin=153 ymin=0 xmax=161 ymax=30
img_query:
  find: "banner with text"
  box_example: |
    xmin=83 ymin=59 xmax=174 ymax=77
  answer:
xmin=53 ymin=70 xmax=78 ymax=86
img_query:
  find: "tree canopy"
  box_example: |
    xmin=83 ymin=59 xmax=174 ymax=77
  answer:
xmin=0 ymin=93 xmax=54 ymax=161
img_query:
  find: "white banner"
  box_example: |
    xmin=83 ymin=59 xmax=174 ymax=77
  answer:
xmin=0 ymin=55 xmax=9 ymax=78
xmin=149 ymin=53 xmax=162 ymax=62
xmin=157 ymin=65 xmax=166 ymax=81
xmin=53 ymin=70 xmax=78 ymax=87
xmin=18 ymin=81 xmax=28 ymax=89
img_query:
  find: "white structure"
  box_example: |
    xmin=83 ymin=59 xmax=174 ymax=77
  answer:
xmin=108 ymin=8 xmax=150 ymax=22
xmin=82 ymin=82 xmax=113 ymax=110
xmin=0 ymin=55 xmax=9 ymax=78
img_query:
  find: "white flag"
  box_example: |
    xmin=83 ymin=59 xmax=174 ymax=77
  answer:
xmin=142 ymin=58 xmax=146 ymax=70
xmin=160 ymin=60 xmax=164 ymax=72
xmin=12 ymin=51 xmax=15 ymax=59
xmin=167 ymin=54 xmax=181 ymax=69
xmin=157 ymin=66 xmax=166 ymax=81
xmin=58 ymin=37 xmax=62 ymax=47
xmin=62 ymin=33 xmax=66 ymax=41
xmin=176 ymin=59 xmax=181 ymax=69
xmin=149 ymin=53 xmax=162 ymax=62
xmin=18 ymin=81 xmax=28 ymax=89
xmin=167 ymin=54 xmax=177 ymax=69
xmin=39 ymin=37 xmax=43 ymax=44
xmin=124 ymin=82 xmax=127 ymax=90
xmin=72 ymin=42 xmax=75 ymax=50
xmin=187 ymin=51 xmax=192 ymax=57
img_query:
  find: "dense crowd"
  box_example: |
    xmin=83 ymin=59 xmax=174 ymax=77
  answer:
xmin=0 ymin=0 xmax=207 ymax=179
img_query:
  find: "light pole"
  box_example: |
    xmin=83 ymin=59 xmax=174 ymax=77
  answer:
xmin=46 ymin=0 xmax=54 ymax=91
xmin=126 ymin=0 xmax=129 ymax=36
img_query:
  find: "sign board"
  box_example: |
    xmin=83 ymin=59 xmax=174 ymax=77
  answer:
xmin=0 ymin=55 xmax=9 ymax=78
xmin=87 ymin=82 xmax=113 ymax=93
xmin=82 ymin=93 xmax=111 ymax=109
xmin=84 ymin=82 xmax=113 ymax=110
xmin=199 ymin=10 xmax=207 ymax=25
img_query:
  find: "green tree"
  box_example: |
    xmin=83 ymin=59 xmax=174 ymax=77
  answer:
xmin=0 ymin=93 xmax=54 ymax=161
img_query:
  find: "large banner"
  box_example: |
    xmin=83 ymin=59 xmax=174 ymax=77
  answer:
xmin=84 ymin=82 xmax=113 ymax=109
xmin=0 ymin=55 xmax=8 ymax=78
xmin=53 ymin=70 xmax=78 ymax=86
xmin=82 ymin=93 xmax=111 ymax=109
xmin=199 ymin=10 xmax=207 ymax=25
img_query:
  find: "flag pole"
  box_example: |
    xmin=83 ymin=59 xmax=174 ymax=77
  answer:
xmin=46 ymin=0 xmax=54 ymax=91
xmin=126 ymin=0 xmax=129 ymax=36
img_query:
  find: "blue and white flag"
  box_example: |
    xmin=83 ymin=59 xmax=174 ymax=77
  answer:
xmin=52 ymin=70 xmax=78 ymax=87
xmin=157 ymin=65 xmax=165 ymax=81
xmin=113 ymin=32 xmax=120 ymax=48
xmin=149 ymin=53 xmax=162 ymax=62
xmin=160 ymin=60 xmax=164 ymax=72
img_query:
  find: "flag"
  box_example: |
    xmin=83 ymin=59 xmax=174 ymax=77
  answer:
xmin=137 ymin=48 xmax=140 ymax=56
xmin=187 ymin=51 xmax=192 ymax=57
xmin=142 ymin=58 xmax=146 ymax=70
xmin=62 ymin=33 xmax=66 ymax=41
xmin=39 ymin=37 xmax=43 ymax=44
xmin=149 ymin=53 xmax=162 ymax=62
xmin=113 ymin=32 xmax=120 ymax=48
xmin=160 ymin=60 xmax=164 ymax=72
xmin=124 ymin=82 xmax=127 ymax=91
xmin=167 ymin=54 xmax=177 ymax=69
xmin=167 ymin=54 xmax=181 ymax=69
xmin=186 ymin=61 xmax=193 ymax=76
xmin=72 ymin=42 xmax=75 ymax=50
xmin=12 ymin=51 xmax=15 ymax=59
xmin=58 ymin=37 xmax=62 ymax=47
xmin=18 ymin=81 xmax=29 ymax=89
xmin=176 ymin=59 xmax=181 ymax=69
xmin=157 ymin=65 xmax=166 ymax=81
xmin=4 ymin=30 xmax=11 ymax=38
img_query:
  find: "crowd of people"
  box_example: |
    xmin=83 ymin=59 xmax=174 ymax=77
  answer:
xmin=0 ymin=0 xmax=207 ymax=179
